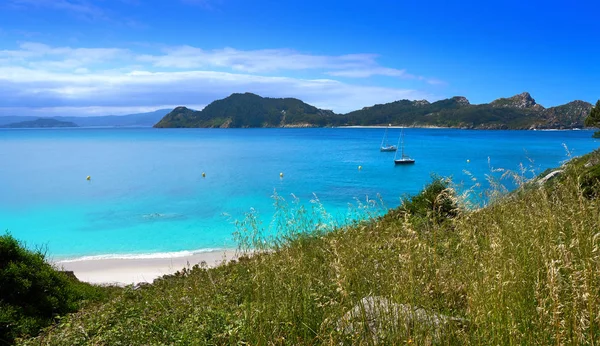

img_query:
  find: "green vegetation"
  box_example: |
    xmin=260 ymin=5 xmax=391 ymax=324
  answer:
xmin=0 ymin=234 xmax=117 ymax=345
xmin=12 ymin=149 xmax=600 ymax=344
xmin=0 ymin=118 xmax=78 ymax=128
xmin=154 ymin=92 xmax=594 ymax=130
xmin=584 ymin=100 xmax=600 ymax=137
xmin=154 ymin=93 xmax=338 ymax=128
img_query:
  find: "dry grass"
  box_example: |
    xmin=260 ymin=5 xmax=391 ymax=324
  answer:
xmin=20 ymin=150 xmax=600 ymax=345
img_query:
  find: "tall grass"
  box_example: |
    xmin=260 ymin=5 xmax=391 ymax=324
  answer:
xmin=21 ymin=151 xmax=600 ymax=345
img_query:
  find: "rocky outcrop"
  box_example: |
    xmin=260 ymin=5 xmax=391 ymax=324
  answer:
xmin=452 ymin=96 xmax=470 ymax=106
xmin=490 ymin=92 xmax=542 ymax=109
xmin=414 ymin=100 xmax=431 ymax=106
xmin=334 ymin=296 xmax=468 ymax=344
xmin=537 ymin=170 xmax=564 ymax=185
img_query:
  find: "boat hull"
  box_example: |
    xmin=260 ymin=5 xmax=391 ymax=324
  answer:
xmin=380 ymin=146 xmax=397 ymax=152
xmin=394 ymin=159 xmax=415 ymax=165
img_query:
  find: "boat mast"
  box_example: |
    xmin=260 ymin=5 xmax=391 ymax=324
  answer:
xmin=401 ymin=128 xmax=405 ymax=158
xmin=394 ymin=130 xmax=402 ymax=160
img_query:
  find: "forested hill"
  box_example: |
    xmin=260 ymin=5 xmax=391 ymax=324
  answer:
xmin=154 ymin=92 xmax=593 ymax=129
xmin=154 ymin=93 xmax=337 ymax=128
xmin=343 ymin=92 xmax=593 ymax=129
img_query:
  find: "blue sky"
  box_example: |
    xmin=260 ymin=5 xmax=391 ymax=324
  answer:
xmin=0 ymin=0 xmax=598 ymax=116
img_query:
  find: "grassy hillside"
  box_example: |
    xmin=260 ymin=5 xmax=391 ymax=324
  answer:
xmin=18 ymin=150 xmax=600 ymax=345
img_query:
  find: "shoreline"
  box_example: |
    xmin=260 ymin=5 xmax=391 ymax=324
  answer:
xmin=336 ymin=125 xmax=589 ymax=131
xmin=54 ymin=249 xmax=238 ymax=286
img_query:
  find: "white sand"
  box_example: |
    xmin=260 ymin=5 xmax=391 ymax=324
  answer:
xmin=55 ymin=249 xmax=238 ymax=286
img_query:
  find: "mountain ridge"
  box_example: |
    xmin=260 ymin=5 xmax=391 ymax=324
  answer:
xmin=154 ymin=92 xmax=593 ymax=130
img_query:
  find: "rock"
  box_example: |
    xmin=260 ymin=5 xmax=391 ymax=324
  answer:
xmin=585 ymin=159 xmax=598 ymax=168
xmin=490 ymin=92 xmax=539 ymax=109
xmin=452 ymin=96 xmax=470 ymax=106
xmin=335 ymin=296 xmax=467 ymax=344
xmin=538 ymin=170 xmax=564 ymax=185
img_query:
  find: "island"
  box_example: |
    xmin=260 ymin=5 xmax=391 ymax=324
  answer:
xmin=154 ymin=92 xmax=594 ymax=130
xmin=1 ymin=118 xmax=79 ymax=128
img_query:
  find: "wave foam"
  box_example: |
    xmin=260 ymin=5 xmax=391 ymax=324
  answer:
xmin=56 ymin=248 xmax=230 ymax=263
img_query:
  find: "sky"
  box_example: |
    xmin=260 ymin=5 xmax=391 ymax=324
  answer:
xmin=0 ymin=0 xmax=598 ymax=117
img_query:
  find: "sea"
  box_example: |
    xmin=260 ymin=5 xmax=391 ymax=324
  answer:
xmin=0 ymin=127 xmax=597 ymax=261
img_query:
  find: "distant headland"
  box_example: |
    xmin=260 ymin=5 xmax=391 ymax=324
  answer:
xmin=154 ymin=92 xmax=593 ymax=130
xmin=0 ymin=118 xmax=78 ymax=128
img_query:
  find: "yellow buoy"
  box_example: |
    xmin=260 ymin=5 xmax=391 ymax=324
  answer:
xmin=358 ymin=165 xmax=362 ymax=170
xmin=202 ymin=172 xmax=206 ymax=178
xmin=86 ymin=175 xmax=91 ymax=181
xmin=279 ymin=172 xmax=284 ymax=178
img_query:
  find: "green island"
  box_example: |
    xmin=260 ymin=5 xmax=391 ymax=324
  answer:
xmin=0 ymin=118 xmax=78 ymax=128
xmin=154 ymin=92 xmax=596 ymax=130
xmin=4 ymin=148 xmax=600 ymax=344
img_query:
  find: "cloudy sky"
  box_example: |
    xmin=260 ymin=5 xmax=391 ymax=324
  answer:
xmin=0 ymin=0 xmax=598 ymax=117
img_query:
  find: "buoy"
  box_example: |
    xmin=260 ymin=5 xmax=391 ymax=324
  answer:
xmin=86 ymin=175 xmax=91 ymax=181
xmin=202 ymin=172 xmax=206 ymax=178
xmin=358 ymin=165 xmax=362 ymax=170
xmin=466 ymin=159 xmax=470 ymax=163
xmin=279 ymin=172 xmax=284 ymax=178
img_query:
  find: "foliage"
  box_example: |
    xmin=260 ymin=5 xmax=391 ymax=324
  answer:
xmin=0 ymin=234 xmax=116 ymax=344
xmin=584 ymin=100 xmax=600 ymax=136
xmin=19 ymin=150 xmax=600 ymax=345
xmin=385 ymin=176 xmax=459 ymax=227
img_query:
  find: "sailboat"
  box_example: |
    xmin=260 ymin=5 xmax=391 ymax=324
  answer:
xmin=394 ymin=128 xmax=415 ymax=164
xmin=380 ymin=125 xmax=397 ymax=152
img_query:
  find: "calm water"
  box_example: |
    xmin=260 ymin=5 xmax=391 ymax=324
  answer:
xmin=1 ymin=128 xmax=597 ymax=260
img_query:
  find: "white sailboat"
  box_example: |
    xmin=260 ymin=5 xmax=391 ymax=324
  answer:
xmin=394 ymin=128 xmax=415 ymax=164
xmin=380 ymin=125 xmax=397 ymax=152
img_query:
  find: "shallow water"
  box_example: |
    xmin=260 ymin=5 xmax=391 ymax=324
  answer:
xmin=0 ymin=127 xmax=597 ymax=259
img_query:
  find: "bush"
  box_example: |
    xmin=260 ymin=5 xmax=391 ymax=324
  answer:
xmin=0 ymin=234 xmax=102 ymax=344
xmin=388 ymin=177 xmax=459 ymax=226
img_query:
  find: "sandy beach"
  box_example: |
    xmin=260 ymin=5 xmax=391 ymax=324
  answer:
xmin=55 ymin=249 xmax=238 ymax=286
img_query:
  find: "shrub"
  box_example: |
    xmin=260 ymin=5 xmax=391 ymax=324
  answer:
xmin=389 ymin=176 xmax=459 ymax=226
xmin=0 ymin=234 xmax=104 ymax=344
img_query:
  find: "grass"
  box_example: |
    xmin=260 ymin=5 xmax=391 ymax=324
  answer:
xmin=18 ymin=150 xmax=600 ymax=345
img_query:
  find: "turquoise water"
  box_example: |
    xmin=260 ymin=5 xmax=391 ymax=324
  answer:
xmin=1 ymin=128 xmax=597 ymax=260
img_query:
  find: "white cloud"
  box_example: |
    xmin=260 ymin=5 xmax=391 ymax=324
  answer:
xmin=137 ymin=46 xmax=439 ymax=83
xmin=327 ymin=67 xmax=408 ymax=78
xmin=0 ymin=42 xmax=442 ymax=116
xmin=7 ymin=0 xmax=107 ymax=21
xmin=138 ymin=47 xmax=376 ymax=73
xmin=0 ymin=42 xmax=129 ymax=70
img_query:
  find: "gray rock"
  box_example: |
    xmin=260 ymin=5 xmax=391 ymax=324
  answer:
xmin=335 ymin=296 xmax=467 ymax=344
xmin=538 ymin=170 xmax=563 ymax=185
